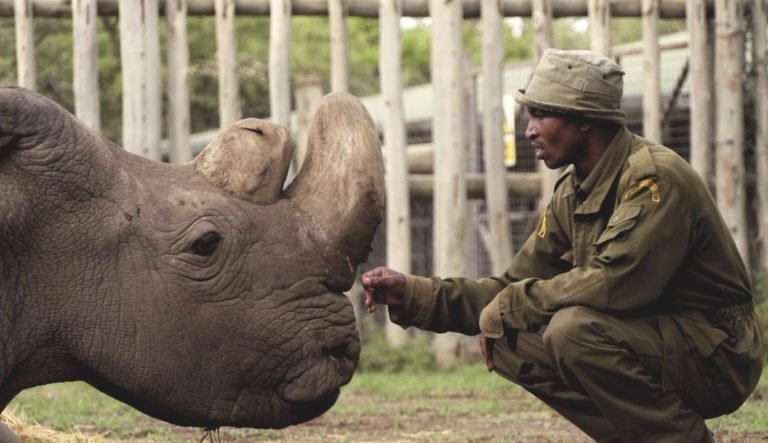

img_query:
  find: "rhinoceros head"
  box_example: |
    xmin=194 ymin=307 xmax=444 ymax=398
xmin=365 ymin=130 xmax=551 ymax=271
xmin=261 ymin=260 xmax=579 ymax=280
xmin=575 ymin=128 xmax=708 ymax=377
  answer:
xmin=0 ymin=86 xmax=384 ymax=429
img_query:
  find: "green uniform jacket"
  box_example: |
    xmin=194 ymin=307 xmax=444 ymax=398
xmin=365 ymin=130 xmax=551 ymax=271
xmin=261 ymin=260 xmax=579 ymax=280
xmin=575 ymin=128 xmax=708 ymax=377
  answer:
xmin=391 ymin=127 xmax=753 ymax=354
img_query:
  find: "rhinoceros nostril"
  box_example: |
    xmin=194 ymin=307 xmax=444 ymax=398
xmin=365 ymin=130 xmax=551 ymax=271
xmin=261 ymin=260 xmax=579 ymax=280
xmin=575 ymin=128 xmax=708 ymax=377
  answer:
xmin=321 ymin=343 xmax=350 ymax=360
xmin=242 ymin=127 xmax=265 ymax=136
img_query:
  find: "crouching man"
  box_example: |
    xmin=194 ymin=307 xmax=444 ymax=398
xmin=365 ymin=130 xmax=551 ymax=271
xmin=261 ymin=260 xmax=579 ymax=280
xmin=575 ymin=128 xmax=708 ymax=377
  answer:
xmin=361 ymin=49 xmax=762 ymax=443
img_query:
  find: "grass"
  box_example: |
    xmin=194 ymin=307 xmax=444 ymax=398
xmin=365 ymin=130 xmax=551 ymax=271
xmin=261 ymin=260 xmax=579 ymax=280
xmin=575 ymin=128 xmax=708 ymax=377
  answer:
xmin=4 ymin=365 xmax=768 ymax=442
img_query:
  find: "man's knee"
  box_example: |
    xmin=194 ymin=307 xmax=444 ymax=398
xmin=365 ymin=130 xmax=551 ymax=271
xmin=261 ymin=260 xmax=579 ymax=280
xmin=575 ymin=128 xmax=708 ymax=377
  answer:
xmin=542 ymin=306 xmax=605 ymax=361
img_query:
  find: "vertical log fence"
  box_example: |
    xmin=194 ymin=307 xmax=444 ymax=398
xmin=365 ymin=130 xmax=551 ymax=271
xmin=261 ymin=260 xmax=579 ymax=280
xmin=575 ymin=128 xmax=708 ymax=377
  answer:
xmin=642 ymin=0 xmax=662 ymax=143
xmin=329 ymin=0 xmax=349 ymax=92
xmin=588 ymin=0 xmax=612 ymax=55
xmin=686 ymin=0 xmax=713 ymax=186
xmin=481 ymin=0 xmax=513 ymax=275
xmin=531 ymin=0 xmax=559 ymax=214
xmin=379 ymin=0 xmax=411 ymax=348
xmin=4 ymin=1 xmax=767 ymax=359
xmin=714 ymin=0 xmax=749 ymax=269
xmin=72 ymin=0 xmax=100 ymax=132
xmin=752 ymin=0 xmax=767 ymax=275
xmin=13 ymin=0 xmax=35 ymax=90
xmin=429 ymin=0 xmax=466 ymax=368
xmin=118 ymin=0 xmax=162 ymax=160
xmin=216 ymin=0 xmax=242 ymax=128
xmin=167 ymin=0 xmax=192 ymax=163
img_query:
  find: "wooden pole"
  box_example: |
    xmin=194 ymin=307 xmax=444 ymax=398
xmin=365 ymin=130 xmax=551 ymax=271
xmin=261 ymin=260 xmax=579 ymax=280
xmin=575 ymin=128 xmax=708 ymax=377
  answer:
xmin=329 ymin=0 xmax=349 ymax=92
xmin=714 ymin=0 xmax=749 ymax=269
xmin=167 ymin=0 xmax=192 ymax=163
xmin=380 ymin=0 xmax=411 ymax=347
xmin=531 ymin=0 xmax=560 ymax=214
xmin=587 ymin=0 xmax=611 ymax=55
xmin=292 ymin=74 xmax=323 ymax=172
xmin=686 ymin=0 xmax=713 ymax=187
xmin=754 ymin=0 xmax=768 ymax=271
xmin=270 ymin=0 xmax=291 ymax=128
xmin=72 ymin=0 xmax=100 ymax=131
xmin=430 ymin=0 xmax=465 ymax=369
xmin=13 ymin=0 xmax=36 ymax=89
xmin=0 ymin=0 xmax=715 ymax=19
xmin=532 ymin=0 xmax=553 ymax=61
xmin=215 ymin=0 xmax=242 ymax=128
xmin=642 ymin=0 xmax=661 ymax=142
xmin=119 ymin=0 xmax=162 ymax=160
xmin=481 ymin=0 xmax=513 ymax=275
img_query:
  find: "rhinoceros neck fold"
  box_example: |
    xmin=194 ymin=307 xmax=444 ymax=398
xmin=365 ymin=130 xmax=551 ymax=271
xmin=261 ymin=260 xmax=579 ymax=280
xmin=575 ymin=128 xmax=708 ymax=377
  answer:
xmin=0 ymin=298 xmax=79 ymax=410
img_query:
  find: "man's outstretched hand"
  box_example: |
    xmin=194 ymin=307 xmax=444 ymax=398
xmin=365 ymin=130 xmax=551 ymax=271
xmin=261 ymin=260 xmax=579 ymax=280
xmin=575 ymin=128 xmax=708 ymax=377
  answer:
xmin=360 ymin=266 xmax=406 ymax=313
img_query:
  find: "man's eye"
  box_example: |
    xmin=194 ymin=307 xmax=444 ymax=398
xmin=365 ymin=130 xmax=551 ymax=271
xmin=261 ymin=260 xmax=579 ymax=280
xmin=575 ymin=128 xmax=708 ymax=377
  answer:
xmin=189 ymin=232 xmax=222 ymax=256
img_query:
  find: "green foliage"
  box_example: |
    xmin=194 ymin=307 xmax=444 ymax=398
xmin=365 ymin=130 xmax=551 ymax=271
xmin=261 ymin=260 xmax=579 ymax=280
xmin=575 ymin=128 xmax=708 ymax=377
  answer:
xmin=358 ymin=321 xmax=436 ymax=373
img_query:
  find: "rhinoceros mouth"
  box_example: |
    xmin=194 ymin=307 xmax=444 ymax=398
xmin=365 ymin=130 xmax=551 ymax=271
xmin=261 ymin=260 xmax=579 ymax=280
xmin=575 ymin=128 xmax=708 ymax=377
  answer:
xmin=279 ymin=332 xmax=360 ymax=404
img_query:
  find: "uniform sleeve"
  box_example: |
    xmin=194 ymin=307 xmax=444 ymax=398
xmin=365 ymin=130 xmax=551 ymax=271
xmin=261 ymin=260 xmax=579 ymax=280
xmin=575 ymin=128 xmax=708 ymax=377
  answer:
xmin=391 ymin=200 xmax=574 ymax=336
xmin=480 ymin=177 xmax=691 ymax=335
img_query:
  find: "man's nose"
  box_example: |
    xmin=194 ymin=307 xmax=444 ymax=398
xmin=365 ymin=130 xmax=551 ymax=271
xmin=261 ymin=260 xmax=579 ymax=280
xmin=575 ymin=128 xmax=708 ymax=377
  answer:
xmin=525 ymin=119 xmax=538 ymax=140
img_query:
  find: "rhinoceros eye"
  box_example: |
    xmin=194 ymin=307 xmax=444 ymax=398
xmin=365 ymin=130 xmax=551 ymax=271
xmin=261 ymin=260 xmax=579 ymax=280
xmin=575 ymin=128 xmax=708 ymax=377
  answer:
xmin=189 ymin=231 xmax=221 ymax=256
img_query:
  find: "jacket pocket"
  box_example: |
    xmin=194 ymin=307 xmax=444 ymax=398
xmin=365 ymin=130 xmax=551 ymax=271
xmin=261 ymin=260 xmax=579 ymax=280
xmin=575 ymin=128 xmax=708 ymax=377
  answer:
xmin=594 ymin=204 xmax=643 ymax=247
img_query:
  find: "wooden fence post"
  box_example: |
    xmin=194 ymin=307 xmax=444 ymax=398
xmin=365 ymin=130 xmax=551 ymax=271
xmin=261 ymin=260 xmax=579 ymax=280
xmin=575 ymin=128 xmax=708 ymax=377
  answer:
xmin=380 ymin=0 xmax=411 ymax=348
xmin=119 ymin=0 xmax=161 ymax=160
xmin=532 ymin=0 xmax=560 ymax=213
xmin=13 ymin=0 xmax=36 ymax=90
xmin=167 ymin=0 xmax=192 ymax=163
xmin=754 ymin=0 xmax=768 ymax=272
xmin=293 ymin=74 xmax=323 ymax=173
xmin=686 ymin=0 xmax=714 ymax=187
xmin=215 ymin=0 xmax=242 ymax=128
xmin=72 ymin=0 xmax=100 ymax=132
xmin=431 ymin=0 xmax=466 ymax=368
xmin=270 ymin=0 xmax=292 ymax=127
xmin=714 ymin=0 xmax=749 ymax=269
xmin=587 ymin=0 xmax=612 ymax=55
xmin=532 ymin=0 xmax=554 ymax=61
xmin=642 ymin=0 xmax=661 ymax=142
xmin=329 ymin=0 xmax=350 ymax=92
xmin=481 ymin=0 xmax=513 ymax=275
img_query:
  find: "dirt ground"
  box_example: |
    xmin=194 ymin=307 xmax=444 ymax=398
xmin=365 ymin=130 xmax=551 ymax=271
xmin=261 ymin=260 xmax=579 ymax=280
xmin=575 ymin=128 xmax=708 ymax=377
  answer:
xmin=131 ymin=389 xmax=768 ymax=443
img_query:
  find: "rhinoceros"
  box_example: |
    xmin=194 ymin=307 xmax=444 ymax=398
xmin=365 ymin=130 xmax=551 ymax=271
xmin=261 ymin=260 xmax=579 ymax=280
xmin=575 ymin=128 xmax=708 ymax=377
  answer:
xmin=0 ymin=86 xmax=384 ymax=436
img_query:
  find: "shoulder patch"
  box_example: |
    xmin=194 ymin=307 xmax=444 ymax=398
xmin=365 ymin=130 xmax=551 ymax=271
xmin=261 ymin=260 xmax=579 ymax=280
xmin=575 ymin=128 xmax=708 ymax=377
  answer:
xmin=537 ymin=212 xmax=547 ymax=238
xmin=623 ymin=179 xmax=660 ymax=203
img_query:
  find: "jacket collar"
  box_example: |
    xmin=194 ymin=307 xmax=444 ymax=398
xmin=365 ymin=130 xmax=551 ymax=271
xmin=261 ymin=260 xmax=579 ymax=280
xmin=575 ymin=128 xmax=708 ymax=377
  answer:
xmin=569 ymin=126 xmax=633 ymax=215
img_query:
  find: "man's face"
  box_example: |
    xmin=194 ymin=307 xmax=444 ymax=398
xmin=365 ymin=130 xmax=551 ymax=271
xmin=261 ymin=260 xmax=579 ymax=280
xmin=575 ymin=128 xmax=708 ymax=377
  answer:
xmin=524 ymin=108 xmax=587 ymax=170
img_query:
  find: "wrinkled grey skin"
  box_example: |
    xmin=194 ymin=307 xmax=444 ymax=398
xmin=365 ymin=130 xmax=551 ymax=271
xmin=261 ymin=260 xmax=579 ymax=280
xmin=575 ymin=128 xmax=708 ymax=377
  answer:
xmin=0 ymin=86 xmax=384 ymax=431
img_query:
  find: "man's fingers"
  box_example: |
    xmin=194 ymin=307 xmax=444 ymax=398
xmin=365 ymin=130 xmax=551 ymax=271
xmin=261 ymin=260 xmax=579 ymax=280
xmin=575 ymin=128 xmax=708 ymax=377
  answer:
xmin=480 ymin=336 xmax=495 ymax=372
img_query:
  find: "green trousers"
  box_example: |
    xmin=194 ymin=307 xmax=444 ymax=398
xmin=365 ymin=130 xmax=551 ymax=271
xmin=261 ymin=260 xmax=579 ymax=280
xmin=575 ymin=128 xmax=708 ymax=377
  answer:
xmin=491 ymin=305 xmax=762 ymax=443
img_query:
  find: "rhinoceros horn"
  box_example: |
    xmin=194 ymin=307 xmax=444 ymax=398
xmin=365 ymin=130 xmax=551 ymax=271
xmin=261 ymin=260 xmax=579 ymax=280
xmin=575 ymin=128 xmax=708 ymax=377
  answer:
xmin=287 ymin=93 xmax=385 ymax=274
xmin=193 ymin=92 xmax=385 ymax=281
xmin=193 ymin=118 xmax=294 ymax=205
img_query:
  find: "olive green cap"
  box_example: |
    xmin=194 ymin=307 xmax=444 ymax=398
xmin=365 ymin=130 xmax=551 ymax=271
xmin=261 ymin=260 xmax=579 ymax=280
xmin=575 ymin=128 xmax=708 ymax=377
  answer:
xmin=515 ymin=48 xmax=626 ymax=123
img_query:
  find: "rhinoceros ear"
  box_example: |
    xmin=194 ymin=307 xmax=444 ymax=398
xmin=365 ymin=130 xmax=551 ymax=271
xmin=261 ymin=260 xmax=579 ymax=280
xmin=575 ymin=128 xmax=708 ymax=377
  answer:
xmin=0 ymin=86 xmax=115 ymax=227
xmin=0 ymin=86 xmax=46 ymax=152
xmin=191 ymin=119 xmax=294 ymax=205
